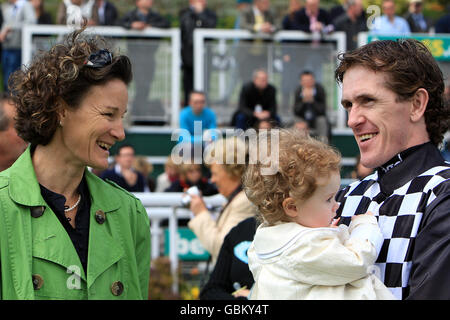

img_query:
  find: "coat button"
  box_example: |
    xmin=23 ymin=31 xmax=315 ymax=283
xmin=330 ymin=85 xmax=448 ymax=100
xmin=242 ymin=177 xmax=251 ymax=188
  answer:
xmin=30 ymin=206 xmax=45 ymax=218
xmin=111 ymin=281 xmax=124 ymax=296
xmin=95 ymin=210 xmax=106 ymax=224
xmin=32 ymin=274 xmax=44 ymax=290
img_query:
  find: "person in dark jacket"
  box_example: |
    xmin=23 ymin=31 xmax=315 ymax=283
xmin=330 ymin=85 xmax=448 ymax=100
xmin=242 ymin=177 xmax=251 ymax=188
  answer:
xmin=434 ymin=6 xmax=450 ymax=34
xmin=200 ymin=217 xmax=257 ymax=300
xmin=293 ymin=0 xmax=333 ymax=34
xmin=403 ymin=0 xmax=431 ymax=33
xmin=119 ymin=0 xmax=170 ymax=121
xmin=179 ymin=0 xmax=217 ymax=105
xmin=165 ymin=163 xmax=217 ymax=196
xmin=91 ymin=0 xmax=118 ymax=26
xmin=335 ymin=39 xmax=450 ymax=300
xmin=31 ymin=0 xmax=53 ymax=24
xmin=293 ymin=70 xmax=330 ymax=142
xmin=333 ymin=0 xmax=367 ymax=51
xmin=233 ymin=69 xmax=279 ymax=130
xmin=101 ymin=144 xmax=148 ymax=192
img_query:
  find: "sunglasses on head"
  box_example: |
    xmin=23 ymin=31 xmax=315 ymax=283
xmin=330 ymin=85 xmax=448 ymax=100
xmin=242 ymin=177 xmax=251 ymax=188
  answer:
xmin=84 ymin=49 xmax=112 ymax=68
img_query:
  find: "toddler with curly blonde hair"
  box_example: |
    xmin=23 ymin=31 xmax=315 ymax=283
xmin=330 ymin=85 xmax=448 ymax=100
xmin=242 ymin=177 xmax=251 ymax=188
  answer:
xmin=243 ymin=129 xmax=395 ymax=300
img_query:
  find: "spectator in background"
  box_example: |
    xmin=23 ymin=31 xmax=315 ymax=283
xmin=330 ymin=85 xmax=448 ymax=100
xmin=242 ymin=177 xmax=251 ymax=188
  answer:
xmin=281 ymin=0 xmax=302 ymax=30
xmin=165 ymin=162 xmax=217 ymax=196
xmin=101 ymin=144 xmax=148 ymax=192
xmin=0 ymin=0 xmax=36 ymax=92
xmin=280 ymin=0 xmax=303 ymax=111
xmin=291 ymin=117 xmax=310 ymax=136
xmin=239 ymin=0 xmax=276 ymax=34
xmin=91 ymin=0 xmax=118 ymax=26
xmin=238 ymin=0 xmax=277 ymax=84
xmin=350 ymin=154 xmax=373 ymax=180
xmin=234 ymin=0 xmax=252 ymax=29
xmin=134 ymin=155 xmax=156 ymax=192
xmin=31 ymin=0 xmax=53 ymax=24
xmin=188 ymin=136 xmax=258 ymax=263
xmin=233 ymin=69 xmax=279 ymax=130
xmin=404 ymin=0 xmax=431 ymax=33
xmin=180 ymin=90 xmax=217 ymax=145
xmin=293 ymin=0 xmax=333 ymax=34
xmin=57 ymin=0 xmax=95 ymax=26
xmin=329 ymin=0 xmax=346 ymax=22
xmin=0 ymin=94 xmax=27 ymax=172
xmin=434 ymin=5 xmax=450 ymax=34
xmin=370 ymin=0 xmax=410 ymax=35
xmin=156 ymin=156 xmax=180 ymax=192
xmin=200 ymin=217 xmax=257 ymax=300
xmin=334 ymin=0 xmax=367 ymax=51
xmin=119 ymin=0 xmax=170 ymax=120
xmin=179 ymin=0 xmax=217 ymax=106
xmin=293 ymin=70 xmax=330 ymax=143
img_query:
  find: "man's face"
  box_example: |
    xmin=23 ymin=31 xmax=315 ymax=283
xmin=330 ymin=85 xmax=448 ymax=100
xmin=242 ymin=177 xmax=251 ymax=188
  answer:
xmin=349 ymin=0 xmax=363 ymax=17
xmin=300 ymin=74 xmax=315 ymax=88
xmin=410 ymin=1 xmax=423 ymax=14
xmin=253 ymin=71 xmax=268 ymax=90
xmin=341 ymin=66 xmax=422 ymax=169
xmin=116 ymin=146 xmax=135 ymax=170
xmin=382 ymin=1 xmax=396 ymax=18
xmin=255 ymin=0 xmax=270 ymax=12
xmin=305 ymin=0 xmax=319 ymax=15
xmin=189 ymin=93 xmax=206 ymax=115
xmin=137 ymin=0 xmax=152 ymax=10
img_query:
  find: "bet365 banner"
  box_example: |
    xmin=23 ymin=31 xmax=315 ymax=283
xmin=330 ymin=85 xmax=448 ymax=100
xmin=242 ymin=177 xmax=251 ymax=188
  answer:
xmin=368 ymin=35 xmax=450 ymax=61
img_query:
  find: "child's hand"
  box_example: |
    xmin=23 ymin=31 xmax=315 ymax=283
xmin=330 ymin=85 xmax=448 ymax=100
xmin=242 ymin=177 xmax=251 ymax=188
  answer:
xmin=351 ymin=211 xmax=374 ymax=222
xmin=330 ymin=217 xmax=340 ymax=228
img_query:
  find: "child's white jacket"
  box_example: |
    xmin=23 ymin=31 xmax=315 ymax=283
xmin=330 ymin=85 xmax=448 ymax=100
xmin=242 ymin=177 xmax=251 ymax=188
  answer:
xmin=247 ymin=215 xmax=396 ymax=300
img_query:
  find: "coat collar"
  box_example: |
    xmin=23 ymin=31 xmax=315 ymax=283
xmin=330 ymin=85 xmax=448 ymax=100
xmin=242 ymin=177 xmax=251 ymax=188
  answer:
xmin=8 ymin=146 xmax=121 ymax=212
xmin=7 ymin=146 xmax=124 ymax=286
xmin=376 ymin=142 xmax=446 ymax=195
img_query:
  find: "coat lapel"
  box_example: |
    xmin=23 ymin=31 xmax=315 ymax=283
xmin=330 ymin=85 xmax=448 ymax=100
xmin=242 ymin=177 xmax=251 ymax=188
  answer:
xmin=7 ymin=148 xmax=125 ymax=288
xmin=85 ymin=170 xmax=124 ymax=289
xmin=31 ymin=206 xmax=86 ymax=280
xmin=8 ymin=148 xmax=87 ymax=280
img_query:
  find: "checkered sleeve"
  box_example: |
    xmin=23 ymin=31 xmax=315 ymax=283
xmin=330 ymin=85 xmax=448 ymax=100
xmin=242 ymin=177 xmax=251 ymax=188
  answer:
xmin=406 ymin=181 xmax=450 ymax=299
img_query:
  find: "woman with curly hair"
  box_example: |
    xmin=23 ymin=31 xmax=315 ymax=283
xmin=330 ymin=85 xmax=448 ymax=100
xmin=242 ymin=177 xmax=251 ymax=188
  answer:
xmin=243 ymin=129 xmax=394 ymax=299
xmin=0 ymin=29 xmax=150 ymax=299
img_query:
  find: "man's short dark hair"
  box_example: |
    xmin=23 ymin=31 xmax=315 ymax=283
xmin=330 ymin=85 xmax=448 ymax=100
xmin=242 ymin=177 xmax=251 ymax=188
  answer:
xmin=335 ymin=39 xmax=449 ymax=146
xmin=117 ymin=144 xmax=135 ymax=155
xmin=189 ymin=90 xmax=206 ymax=100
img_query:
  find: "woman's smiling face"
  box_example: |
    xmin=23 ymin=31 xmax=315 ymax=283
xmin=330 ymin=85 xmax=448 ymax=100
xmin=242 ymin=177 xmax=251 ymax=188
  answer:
xmin=58 ymin=78 xmax=128 ymax=170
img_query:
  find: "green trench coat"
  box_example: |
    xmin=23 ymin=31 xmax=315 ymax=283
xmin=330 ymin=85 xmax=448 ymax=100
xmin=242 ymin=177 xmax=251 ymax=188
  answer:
xmin=0 ymin=147 xmax=151 ymax=299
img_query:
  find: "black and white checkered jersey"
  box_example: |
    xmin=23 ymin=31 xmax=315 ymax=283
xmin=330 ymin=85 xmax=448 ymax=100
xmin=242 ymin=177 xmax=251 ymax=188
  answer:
xmin=336 ymin=142 xmax=450 ymax=300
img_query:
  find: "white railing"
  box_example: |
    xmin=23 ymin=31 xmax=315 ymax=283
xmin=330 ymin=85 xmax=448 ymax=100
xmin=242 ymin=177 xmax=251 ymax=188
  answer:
xmin=134 ymin=192 xmax=226 ymax=294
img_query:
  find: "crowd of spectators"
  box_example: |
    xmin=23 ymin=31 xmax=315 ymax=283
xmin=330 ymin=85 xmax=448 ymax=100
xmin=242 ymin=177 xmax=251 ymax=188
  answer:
xmin=0 ymin=0 xmax=449 ymax=302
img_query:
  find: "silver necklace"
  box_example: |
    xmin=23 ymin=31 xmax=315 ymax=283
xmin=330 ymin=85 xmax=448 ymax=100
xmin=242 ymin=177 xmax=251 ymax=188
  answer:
xmin=64 ymin=194 xmax=81 ymax=212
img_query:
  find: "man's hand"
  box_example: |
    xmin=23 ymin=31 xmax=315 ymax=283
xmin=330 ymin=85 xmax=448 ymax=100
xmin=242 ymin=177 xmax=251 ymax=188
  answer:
xmin=131 ymin=21 xmax=148 ymax=30
xmin=260 ymin=22 xmax=274 ymax=33
xmin=189 ymin=194 xmax=207 ymax=216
